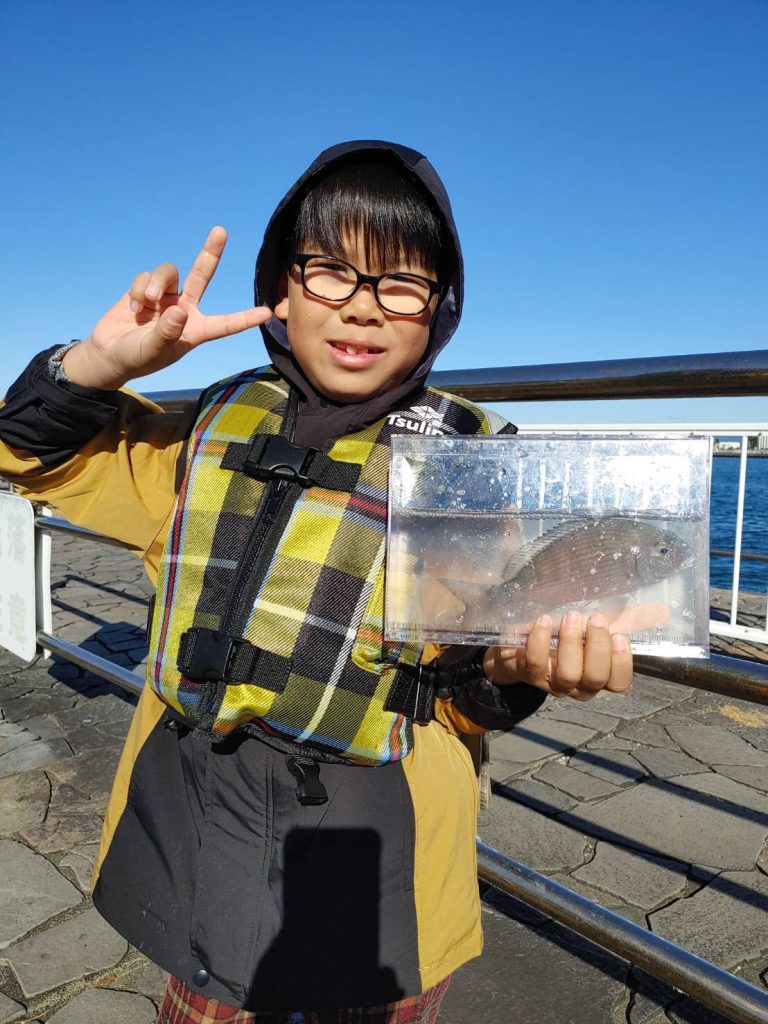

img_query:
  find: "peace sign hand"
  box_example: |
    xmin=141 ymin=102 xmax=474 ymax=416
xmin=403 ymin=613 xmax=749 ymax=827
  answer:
xmin=62 ymin=227 xmax=273 ymax=389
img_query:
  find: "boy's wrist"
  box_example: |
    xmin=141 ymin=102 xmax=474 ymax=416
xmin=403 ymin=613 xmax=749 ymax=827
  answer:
xmin=61 ymin=338 xmax=129 ymax=390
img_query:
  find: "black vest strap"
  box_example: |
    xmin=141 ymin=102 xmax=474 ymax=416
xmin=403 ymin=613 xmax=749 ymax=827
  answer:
xmin=385 ymin=663 xmax=437 ymax=725
xmin=177 ymin=627 xmax=291 ymax=693
xmin=221 ymin=435 xmax=361 ymax=491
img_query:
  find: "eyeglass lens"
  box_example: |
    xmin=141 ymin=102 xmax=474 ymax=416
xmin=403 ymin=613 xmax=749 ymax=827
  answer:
xmin=302 ymin=258 xmax=432 ymax=315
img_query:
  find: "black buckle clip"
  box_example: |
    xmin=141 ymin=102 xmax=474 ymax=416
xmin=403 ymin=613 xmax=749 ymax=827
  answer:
xmin=178 ymin=628 xmax=236 ymax=682
xmin=245 ymin=436 xmax=316 ymax=486
xmin=411 ymin=664 xmax=433 ymax=725
xmin=286 ymin=757 xmax=328 ymax=805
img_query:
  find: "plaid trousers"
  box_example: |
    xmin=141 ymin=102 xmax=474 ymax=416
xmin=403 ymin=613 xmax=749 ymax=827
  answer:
xmin=155 ymin=974 xmax=451 ymax=1024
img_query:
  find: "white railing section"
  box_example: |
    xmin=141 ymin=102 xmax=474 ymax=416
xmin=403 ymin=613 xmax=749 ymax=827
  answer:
xmin=514 ymin=423 xmax=768 ymax=646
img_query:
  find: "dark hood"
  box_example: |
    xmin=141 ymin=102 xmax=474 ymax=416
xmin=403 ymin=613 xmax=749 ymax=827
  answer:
xmin=253 ymin=140 xmax=464 ymax=439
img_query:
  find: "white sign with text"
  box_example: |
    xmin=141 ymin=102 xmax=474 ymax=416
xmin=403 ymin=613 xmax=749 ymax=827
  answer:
xmin=0 ymin=491 xmax=39 ymax=661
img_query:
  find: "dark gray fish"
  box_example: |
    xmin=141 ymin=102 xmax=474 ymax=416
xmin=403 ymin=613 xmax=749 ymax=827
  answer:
xmin=441 ymin=517 xmax=692 ymax=628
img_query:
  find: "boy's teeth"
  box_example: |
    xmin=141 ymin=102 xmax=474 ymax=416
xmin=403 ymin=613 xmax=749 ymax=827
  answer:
xmin=346 ymin=345 xmax=358 ymax=354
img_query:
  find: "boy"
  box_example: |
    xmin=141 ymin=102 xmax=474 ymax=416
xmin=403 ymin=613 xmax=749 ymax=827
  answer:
xmin=0 ymin=141 xmax=632 ymax=1024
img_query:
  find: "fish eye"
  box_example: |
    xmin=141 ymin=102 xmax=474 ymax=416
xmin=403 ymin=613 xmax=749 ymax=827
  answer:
xmin=659 ymin=547 xmax=669 ymax=555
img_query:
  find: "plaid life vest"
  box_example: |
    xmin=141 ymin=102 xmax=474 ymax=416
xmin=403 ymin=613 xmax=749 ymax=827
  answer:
xmin=146 ymin=365 xmax=494 ymax=765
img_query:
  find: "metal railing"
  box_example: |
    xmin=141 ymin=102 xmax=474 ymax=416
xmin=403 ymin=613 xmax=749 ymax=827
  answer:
xmin=16 ymin=348 xmax=768 ymax=1022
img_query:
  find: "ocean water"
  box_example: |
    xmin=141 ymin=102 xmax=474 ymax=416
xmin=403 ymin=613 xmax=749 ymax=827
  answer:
xmin=710 ymin=456 xmax=768 ymax=593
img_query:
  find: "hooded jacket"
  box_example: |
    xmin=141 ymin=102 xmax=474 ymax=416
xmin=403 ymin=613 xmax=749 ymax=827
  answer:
xmin=0 ymin=140 xmax=545 ymax=1010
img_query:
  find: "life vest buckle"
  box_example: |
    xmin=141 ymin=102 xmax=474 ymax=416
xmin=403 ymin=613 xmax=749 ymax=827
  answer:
xmin=286 ymin=756 xmax=328 ymax=805
xmin=245 ymin=435 xmax=314 ymax=486
xmin=384 ymin=662 xmax=437 ymax=725
xmin=178 ymin=628 xmax=237 ymax=682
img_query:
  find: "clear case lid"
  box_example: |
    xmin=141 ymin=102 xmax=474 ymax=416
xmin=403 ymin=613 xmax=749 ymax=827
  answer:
xmin=385 ymin=434 xmax=712 ymax=657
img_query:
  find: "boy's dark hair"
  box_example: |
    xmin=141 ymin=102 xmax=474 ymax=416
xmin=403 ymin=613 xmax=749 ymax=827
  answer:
xmin=283 ymin=157 xmax=450 ymax=281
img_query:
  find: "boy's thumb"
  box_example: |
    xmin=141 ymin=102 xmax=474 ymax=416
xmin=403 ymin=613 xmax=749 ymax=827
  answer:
xmin=158 ymin=305 xmax=188 ymax=341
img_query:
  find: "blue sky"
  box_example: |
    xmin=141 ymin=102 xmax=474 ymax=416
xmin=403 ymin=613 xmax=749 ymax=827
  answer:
xmin=1 ymin=0 xmax=766 ymax=427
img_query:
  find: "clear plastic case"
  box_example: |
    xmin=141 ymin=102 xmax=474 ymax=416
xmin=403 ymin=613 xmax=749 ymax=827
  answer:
xmin=385 ymin=434 xmax=711 ymax=657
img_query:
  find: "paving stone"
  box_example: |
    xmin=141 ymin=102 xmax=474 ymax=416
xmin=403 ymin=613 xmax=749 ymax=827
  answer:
xmin=627 ymin=970 xmax=680 ymax=1024
xmin=0 ymin=993 xmax=25 ymax=1024
xmin=0 ymin=738 xmax=72 ymax=780
xmin=55 ymin=696 xmax=135 ymax=731
xmin=15 ymin=714 xmax=64 ymax=740
xmin=667 ymin=770 xmax=768 ymax=819
xmin=71 ymin=681 xmax=139 ymax=705
xmin=490 ymin=718 xmax=596 ymax=781
xmin=20 ymin=810 xmax=103 ymax=854
xmin=0 ymin=729 xmax=39 ymax=757
xmin=614 ymin=719 xmax=679 ymax=749
xmin=0 ymin=771 xmax=50 ymax=835
xmin=650 ymin=870 xmax=768 ymax=970
xmin=631 ymin=747 xmax=708 ymax=778
xmin=566 ymin=749 xmax=646 ymax=787
xmin=493 ymin=776 xmax=578 ymax=814
xmin=117 ymin=959 xmax=170 ymax=1001
xmin=712 ymin=764 xmax=768 ymax=793
xmin=534 ymin=759 xmax=623 ymax=800
xmin=0 ymin=722 xmax=26 ymax=737
xmin=64 ymin=724 xmax=126 ymax=757
xmin=439 ymin=906 xmax=628 ymax=1024
xmin=549 ymin=873 xmax=649 ymax=928
xmin=0 ymin=840 xmax=82 ymax=948
xmin=667 ymin=996 xmax=750 ymax=1024
xmin=4 ymin=906 xmax=128 ymax=998
xmin=0 ymin=685 xmax=35 ymax=702
xmin=562 ymin=775 xmax=768 ymax=870
xmin=538 ymin=701 xmax=620 ymax=733
xmin=0 ymin=691 xmax=77 ymax=722
xmin=478 ymin=798 xmax=590 ymax=873
xmin=59 ymin=842 xmax=100 ymax=892
xmin=586 ymin=735 xmax=639 ymax=751
xmin=573 ymin=842 xmax=688 ymax=910
xmin=45 ymin=987 xmax=156 ymax=1023
xmin=666 ymin=723 xmax=768 ymax=767
xmin=47 ymin=780 xmax=95 ymax=816
xmin=46 ymin=662 xmax=85 ymax=682
xmin=587 ymin=678 xmax=689 ymax=720
xmin=47 ymin=744 xmax=122 ymax=801
xmin=480 ymin=884 xmax=550 ymax=927
xmin=736 ymin=727 xmax=768 ymax=753
xmin=683 ymin=693 xmax=768 ymax=732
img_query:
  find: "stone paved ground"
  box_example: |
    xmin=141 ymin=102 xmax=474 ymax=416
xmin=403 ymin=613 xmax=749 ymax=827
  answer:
xmin=0 ymin=535 xmax=767 ymax=1023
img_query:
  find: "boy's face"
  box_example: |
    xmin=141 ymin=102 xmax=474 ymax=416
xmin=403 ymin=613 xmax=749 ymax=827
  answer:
xmin=273 ymin=233 xmax=437 ymax=403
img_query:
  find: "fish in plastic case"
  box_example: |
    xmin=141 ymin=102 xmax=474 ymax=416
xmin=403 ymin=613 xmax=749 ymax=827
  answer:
xmin=385 ymin=434 xmax=711 ymax=657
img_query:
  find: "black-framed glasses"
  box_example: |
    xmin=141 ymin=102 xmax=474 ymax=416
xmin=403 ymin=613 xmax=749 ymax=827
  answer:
xmin=293 ymin=253 xmax=442 ymax=316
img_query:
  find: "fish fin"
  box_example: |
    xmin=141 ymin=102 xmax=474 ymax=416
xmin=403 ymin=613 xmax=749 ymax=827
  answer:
xmin=502 ymin=519 xmax=597 ymax=579
xmin=437 ymin=578 xmax=490 ymax=609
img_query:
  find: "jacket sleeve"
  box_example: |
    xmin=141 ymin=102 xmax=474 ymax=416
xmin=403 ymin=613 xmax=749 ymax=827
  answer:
xmin=429 ymin=643 xmax=546 ymax=735
xmin=0 ymin=347 xmax=194 ymax=569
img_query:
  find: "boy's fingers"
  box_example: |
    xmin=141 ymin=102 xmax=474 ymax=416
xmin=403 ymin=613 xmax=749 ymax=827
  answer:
xmin=605 ymin=633 xmax=633 ymax=692
xmin=129 ymin=271 xmax=151 ymax=313
xmin=200 ymin=306 xmax=274 ymax=342
xmin=579 ymin=613 xmax=613 ymax=693
xmin=181 ymin=226 xmax=228 ymax=308
xmin=143 ymin=262 xmax=180 ymax=305
xmin=550 ymin=611 xmax=584 ymax=693
xmin=528 ymin=610 xmax=557 ymax=675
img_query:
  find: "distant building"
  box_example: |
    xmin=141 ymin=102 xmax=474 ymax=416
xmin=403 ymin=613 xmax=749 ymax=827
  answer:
xmin=758 ymin=432 xmax=768 ymax=451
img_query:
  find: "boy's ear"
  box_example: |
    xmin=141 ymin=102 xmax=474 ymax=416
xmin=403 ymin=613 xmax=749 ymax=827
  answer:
xmin=273 ymin=271 xmax=290 ymax=321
